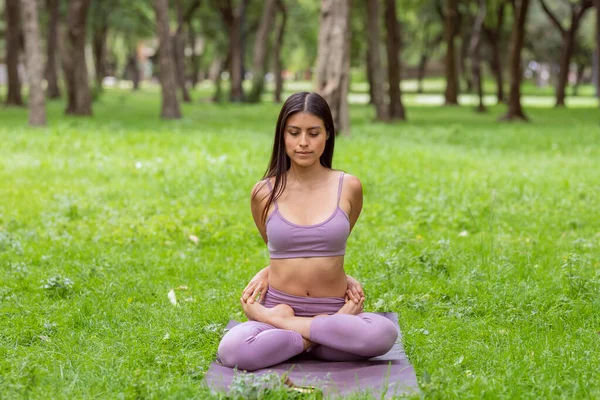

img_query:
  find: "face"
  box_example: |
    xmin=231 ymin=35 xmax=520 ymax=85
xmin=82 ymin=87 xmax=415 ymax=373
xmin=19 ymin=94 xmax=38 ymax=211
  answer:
xmin=284 ymin=112 xmax=328 ymax=167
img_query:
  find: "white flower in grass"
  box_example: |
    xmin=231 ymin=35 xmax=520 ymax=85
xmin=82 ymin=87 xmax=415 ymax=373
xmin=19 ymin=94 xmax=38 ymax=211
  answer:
xmin=459 ymin=230 xmax=469 ymax=237
xmin=135 ymin=162 xmax=142 ymax=169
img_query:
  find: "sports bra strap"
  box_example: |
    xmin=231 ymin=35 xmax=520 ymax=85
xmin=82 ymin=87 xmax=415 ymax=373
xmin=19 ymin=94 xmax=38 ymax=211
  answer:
xmin=336 ymin=172 xmax=345 ymax=205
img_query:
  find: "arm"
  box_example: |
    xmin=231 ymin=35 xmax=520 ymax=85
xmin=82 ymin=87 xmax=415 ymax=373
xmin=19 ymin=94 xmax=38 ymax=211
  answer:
xmin=242 ymin=180 xmax=272 ymax=304
xmin=344 ymin=175 xmax=365 ymax=302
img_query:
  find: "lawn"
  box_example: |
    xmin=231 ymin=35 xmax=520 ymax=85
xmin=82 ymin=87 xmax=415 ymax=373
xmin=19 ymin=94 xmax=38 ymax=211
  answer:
xmin=1 ymin=84 xmax=599 ymax=399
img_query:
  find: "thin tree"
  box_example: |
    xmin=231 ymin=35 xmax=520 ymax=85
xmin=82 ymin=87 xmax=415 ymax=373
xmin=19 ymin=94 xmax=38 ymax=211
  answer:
xmin=273 ymin=0 xmax=287 ymax=103
xmin=482 ymin=0 xmax=507 ymax=103
xmin=500 ymin=0 xmax=530 ymax=121
xmin=154 ymin=0 xmax=182 ymax=119
xmin=20 ymin=0 xmax=47 ymax=126
xmin=384 ymin=0 xmax=406 ymax=120
xmin=248 ymin=0 xmax=278 ymax=103
xmin=315 ymin=0 xmax=352 ymax=135
xmin=366 ymin=0 xmax=388 ymax=121
xmin=469 ymin=0 xmax=487 ymax=112
xmin=91 ymin=3 xmax=109 ymax=93
xmin=214 ymin=0 xmax=249 ymax=102
xmin=45 ymin=0 xmax=61 ymax=99
xmin=442 ymin=0 xmax=460 ymax=105
xmin=64 ymin=0 xmax=93 ymax=115
xmin=173 ymin=0 xmax=192 ymax=102
xmin=183 ymin=0 xmax=202 ymax=88
xmin=5 ymin=0 xmax=24 ymax=106
xmin=539 ymin=0 xmax=593 ymax=107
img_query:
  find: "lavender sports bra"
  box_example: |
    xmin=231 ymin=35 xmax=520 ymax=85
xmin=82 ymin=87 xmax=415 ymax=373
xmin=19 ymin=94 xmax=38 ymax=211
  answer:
xmin=265 ymin=172 xmax=351 ymax=259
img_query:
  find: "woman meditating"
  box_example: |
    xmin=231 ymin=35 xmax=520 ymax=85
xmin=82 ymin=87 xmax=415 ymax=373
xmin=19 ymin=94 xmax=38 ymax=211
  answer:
xmin=217 ymin=92 xmax=398 ymax=371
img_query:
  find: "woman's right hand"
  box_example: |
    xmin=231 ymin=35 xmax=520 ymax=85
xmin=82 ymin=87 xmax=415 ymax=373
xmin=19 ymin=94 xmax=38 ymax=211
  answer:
xmin=242 ymin=265 xmax=269 ymax=304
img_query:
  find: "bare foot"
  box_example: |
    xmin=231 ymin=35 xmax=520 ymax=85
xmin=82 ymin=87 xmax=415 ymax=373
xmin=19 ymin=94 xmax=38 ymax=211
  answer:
xmin=337 ymin=297 xmax=365 ymax=315
xmin=240 ymin=298 xmax=294 ymax=324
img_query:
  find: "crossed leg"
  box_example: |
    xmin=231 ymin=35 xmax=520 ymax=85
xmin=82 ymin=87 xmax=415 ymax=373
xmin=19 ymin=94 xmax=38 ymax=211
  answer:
xmin=218 ymin=300 xmax=398 ymax=371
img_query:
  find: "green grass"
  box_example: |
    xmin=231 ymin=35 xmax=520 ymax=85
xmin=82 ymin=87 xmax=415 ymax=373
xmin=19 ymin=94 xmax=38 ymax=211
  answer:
xmin=1 ymin=84 xmax=599 ymax=399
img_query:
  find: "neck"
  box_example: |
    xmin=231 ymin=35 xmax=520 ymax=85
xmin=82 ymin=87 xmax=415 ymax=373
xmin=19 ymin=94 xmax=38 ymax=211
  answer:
xmin=287 ymin=162 xmax=328 ymax=184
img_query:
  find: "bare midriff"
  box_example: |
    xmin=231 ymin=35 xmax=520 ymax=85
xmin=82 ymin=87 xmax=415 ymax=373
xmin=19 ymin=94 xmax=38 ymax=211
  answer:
xmin=269 ymin=256 xmax=347 ymax=298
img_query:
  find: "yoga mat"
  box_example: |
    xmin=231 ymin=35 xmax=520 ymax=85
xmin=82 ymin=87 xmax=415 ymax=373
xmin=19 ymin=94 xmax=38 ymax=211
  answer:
xmin=204 ymin=312 xmax=419 ymax=398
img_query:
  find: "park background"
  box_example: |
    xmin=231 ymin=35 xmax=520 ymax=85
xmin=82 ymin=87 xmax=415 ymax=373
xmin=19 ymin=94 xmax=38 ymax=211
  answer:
xmin=1 ymin=0 xmax=599 ymax=398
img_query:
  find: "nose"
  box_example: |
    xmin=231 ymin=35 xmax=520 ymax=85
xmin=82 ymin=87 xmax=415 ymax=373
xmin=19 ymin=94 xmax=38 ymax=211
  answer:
xmin=299 ymin=133 xmax=309 ymax=147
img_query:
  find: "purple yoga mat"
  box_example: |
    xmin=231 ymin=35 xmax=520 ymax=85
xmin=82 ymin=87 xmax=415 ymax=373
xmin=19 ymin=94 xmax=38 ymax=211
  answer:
xmin=204 ymin=312 xmax=419 ymax=398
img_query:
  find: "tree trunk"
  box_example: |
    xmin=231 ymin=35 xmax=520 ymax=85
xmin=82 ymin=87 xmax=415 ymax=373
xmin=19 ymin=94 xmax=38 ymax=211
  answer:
xmin=216 ymin=0 xmax=248 ymax=102
xmin=188 ymin=24 xmax=201 ymax=88
xmin=154 ymin=0 xmax=182 ymax=118
xmin=20 ymin=0 xmax=46 ymax=125
xmin=126 ymin=51 xmax=141 ymax=90
xmin=484 ymin=28 xmax=505 ymax=103
xmin=45 ymin=0 xmax=61 ymax=99
xmin=65 ymin=0 xmax=92 ymax=115
xmin=315 ymin=0 xmax=352 ymax=136
xmin=366 ymin=0 xmax=388 ymax=121
xmin=384 ymin=0 xmax=405 ymax=120
xmin=500 ymin=0 xmax=530 ymax=121
xmin=417 ymin=33 xmax=444 ymax=94
xmin=247 ymin=0 xmax=278 ymax=102
xmin=460 ymin=26 xmax=473 ymax=93
xmin=572 ymin=64 xmax=585 ymax=96
xmin=273 ymin=0 xmax=287 ymax=103
xmin=92 ymin=23 xmax=108 ymax=92
xmin=5 ymin=0 xmax=24 ymax=106
xmin=444 ymin=0 xmax=459 ymax=105
xmin=366 ymin=46 xmax=375 ymax=104
xmin=540 ymin=0 xmax=592 ymax=107
xmin=469 ymin=0 xmax=487 ymax=112
xmin=174 ymin=0 xmax=191 ymax=102
xmin=483 ymin=2 xmax=506 ymax=104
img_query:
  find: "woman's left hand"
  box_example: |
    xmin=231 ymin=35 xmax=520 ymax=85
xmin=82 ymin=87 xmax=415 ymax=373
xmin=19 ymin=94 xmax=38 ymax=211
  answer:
xmin=346 ymin=274 xmax=365 ymax=303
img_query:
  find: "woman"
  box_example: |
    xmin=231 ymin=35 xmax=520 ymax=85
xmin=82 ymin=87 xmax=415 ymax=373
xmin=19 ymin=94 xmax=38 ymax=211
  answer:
xmin=217 ymin=92 xmax=398 ymax=371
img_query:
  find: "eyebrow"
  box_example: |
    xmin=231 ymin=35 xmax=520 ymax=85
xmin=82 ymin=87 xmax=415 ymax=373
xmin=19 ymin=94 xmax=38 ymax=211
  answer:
xmin=287 ymin=125 xmax=322 ymax=130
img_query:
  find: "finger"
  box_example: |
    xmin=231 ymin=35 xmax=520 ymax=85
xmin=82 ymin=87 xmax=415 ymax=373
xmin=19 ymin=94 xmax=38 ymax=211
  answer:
xmin=351 ymin=290 xmax=360 ymax=303
xmin=248 ymin=289 xmax=259 ymax=304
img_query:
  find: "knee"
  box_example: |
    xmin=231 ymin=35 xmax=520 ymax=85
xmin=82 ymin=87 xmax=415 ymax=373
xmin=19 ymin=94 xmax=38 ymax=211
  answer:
xmin=356 ymin=317 xmax=398 ymax=357
xmin=218 ymin=332 xmax=262 ymax=372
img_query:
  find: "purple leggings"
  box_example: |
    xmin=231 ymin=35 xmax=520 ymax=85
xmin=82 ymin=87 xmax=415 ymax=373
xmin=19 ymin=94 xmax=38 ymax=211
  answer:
xmin=217 ymin=286 xmax=398 ymax=371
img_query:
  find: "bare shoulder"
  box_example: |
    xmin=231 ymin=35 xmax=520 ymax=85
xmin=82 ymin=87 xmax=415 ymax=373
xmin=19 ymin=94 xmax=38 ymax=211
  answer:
xmin=251 ymin=179 xmax=271 ymax=204
xmin=342 ymin=173 xmax=363 ymax=196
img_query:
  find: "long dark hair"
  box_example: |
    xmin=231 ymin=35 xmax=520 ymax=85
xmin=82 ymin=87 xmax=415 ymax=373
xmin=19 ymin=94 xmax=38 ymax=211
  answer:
xmin=257 ymin=92 xmax=336 ymax=225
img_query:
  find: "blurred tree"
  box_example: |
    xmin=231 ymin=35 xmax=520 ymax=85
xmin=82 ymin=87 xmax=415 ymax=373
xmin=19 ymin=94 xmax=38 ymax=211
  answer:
xmin=90 ymin=0 xmax=112 ymax=92
xmin=21 ymin=0 xmax=46 ymax=125
xmin=501 ymin=0 xmax=530 ymax=121
xmin=64 ymin=0 xmax=92 ymax=115
xmin=154 ymin=0 xmax=181 ymax=118
xmin=315 ymin=0 xmax=351 ymax=135
xmin=214 ymin=0 xmax=249 ymax=102
xmin=5 ymin=0 xmax=24 ymax=106
xmin=247 ymin=0 xmax=278 ymax=103
xmin=469 ymin=0 xmax=487 ymax=112
xmin=173 ymin=0 xmax=201 ymax=102
xmin=272 ymin=0 xmax=287 ymax=103
xmin=366 ymin=0 xmax=388 ymax=121
xmin=385 ymin=0 xmax=406 ymax=120
xmin=441 ymin=0 xmax=460 ymax=105
xmin=44 ymin=0 xmax=61 ymax=99
xmin=539 ymin=0 xmax=593 ymax=107
xmin=482 ymin=0 xmax=507 ymax=103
